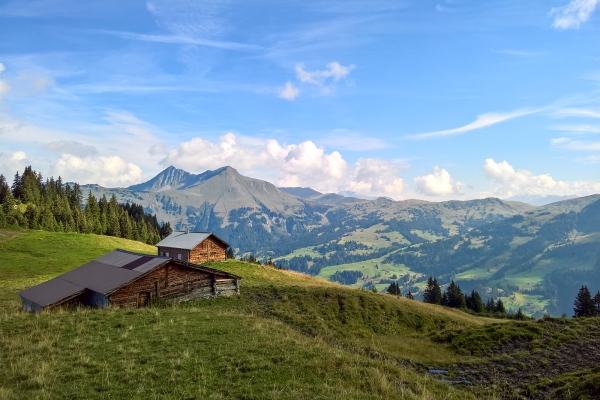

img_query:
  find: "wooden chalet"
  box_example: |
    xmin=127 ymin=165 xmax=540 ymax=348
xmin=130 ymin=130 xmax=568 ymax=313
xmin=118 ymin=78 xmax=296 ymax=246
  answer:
xmin=155 ymin=231 xmax=229 ymax=263
xmin=18 ymin=249 xmax=241 ymax=312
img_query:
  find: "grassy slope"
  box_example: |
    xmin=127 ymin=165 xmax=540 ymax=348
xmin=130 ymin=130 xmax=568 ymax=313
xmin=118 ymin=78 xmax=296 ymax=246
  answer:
xmin=0 ymin=228 xmax=494 ymax=399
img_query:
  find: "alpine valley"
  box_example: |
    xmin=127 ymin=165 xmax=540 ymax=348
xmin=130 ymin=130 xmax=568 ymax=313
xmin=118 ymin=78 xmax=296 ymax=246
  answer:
xmin=82 ymin=166 xmax=600 ymax=317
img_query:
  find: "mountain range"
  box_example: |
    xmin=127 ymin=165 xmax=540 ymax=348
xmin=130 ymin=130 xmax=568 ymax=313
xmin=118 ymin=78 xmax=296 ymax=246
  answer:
xmin=81 ymin=165 xmax=600 ymax=317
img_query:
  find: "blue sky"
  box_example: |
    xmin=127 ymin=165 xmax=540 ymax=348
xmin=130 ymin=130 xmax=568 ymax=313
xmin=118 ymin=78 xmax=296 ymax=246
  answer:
xmin=0 ymin=0 xmax=599 ymax=203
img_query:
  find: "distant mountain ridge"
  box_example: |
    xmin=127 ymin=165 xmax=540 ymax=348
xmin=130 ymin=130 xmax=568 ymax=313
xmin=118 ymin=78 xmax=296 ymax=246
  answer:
xmin=81 ymin=165 xmax=600 ymax=317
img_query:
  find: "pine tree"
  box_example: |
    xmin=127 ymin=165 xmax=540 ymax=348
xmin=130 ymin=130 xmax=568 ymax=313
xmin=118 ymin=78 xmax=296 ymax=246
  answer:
xmin=594 ymin=291 xmax=600 ymax=316
xmin=387 ymin=282 xmax=400 ymax=295
xmin=226 ymin=247 xmax=235 ymax=259
xmin=496 ymin=299 xmax=506 ymax=314
xmin=515 ymin=308 xmax=525 ymax=320
xmin=573 ymin=285 xmax=596 ymax=317
xmin=486 ymin=298 xmax=496 ymax=313
xmin=406 ymin=290 xmax=414 ymax=300
xmin=444 ymin=280 xmax=466 ymax=308
xmin=423 ymin=277 xmax=442 ymax=304
xmin=466 ymin=290 xmax=485 ymax=313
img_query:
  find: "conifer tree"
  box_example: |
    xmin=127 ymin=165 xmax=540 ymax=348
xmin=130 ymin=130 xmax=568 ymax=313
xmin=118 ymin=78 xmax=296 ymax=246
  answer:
xmin=226 ymin=247 xmax=235 ymax=259
xmin=496 ymin=299 xmax=506 ymax=314
xmin=387 ymin=282 xmax=400 ymax=295
xmin=406 ymin=290 xmax=414 ymax=300
xmin=486 ymin=298 xmax=496 ymax=313
xmin=515 ymin=308 xmax=525 ymax=320
xmin=444 ymin=280 xmax=466 ymax=308
xmin=423 ymin=277 xmax=442 ymax=304
xmin=466 ymin=290 xmax=485 ymax=313
xmin=573 ymin=285 xmax=595 ymax=317
xmin=594 ymin=291 xmax=600 ymax=316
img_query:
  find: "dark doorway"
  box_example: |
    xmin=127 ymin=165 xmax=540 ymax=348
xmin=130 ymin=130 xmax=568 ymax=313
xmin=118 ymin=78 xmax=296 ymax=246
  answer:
xmin=137 ymin=292 xmax=151 ymax=308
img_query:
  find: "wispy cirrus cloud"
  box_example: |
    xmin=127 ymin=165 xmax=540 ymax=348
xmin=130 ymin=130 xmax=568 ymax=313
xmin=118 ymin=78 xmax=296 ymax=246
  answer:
xmin=550 ymin=0 xmax=599 ymax=29
xmin=491 ymin=49 xmax=539 ymax=56
xmin=97 ymin=30 xmax=261 ymax=51
xmin=551 ymin=137 xmax=600 ymax=151
xmin=550 ymin=124 xmax=600 ymax=134
xmin=409 ymin=108 xmax=538 ymax=139
xmin=552 ymin=107 xmax=600 ymax=119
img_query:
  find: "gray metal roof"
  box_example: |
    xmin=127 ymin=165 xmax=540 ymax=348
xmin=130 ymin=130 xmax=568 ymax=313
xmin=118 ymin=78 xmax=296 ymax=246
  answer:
xmin=155 ymin=231 xmax=229 ymax=250
xmin=18 ymin=249 xmax=171 ymax=307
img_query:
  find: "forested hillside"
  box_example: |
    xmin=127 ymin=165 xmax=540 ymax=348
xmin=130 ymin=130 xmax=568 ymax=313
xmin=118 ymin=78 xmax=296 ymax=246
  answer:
xmin=0 ymin=167 xmax=171 ymax=245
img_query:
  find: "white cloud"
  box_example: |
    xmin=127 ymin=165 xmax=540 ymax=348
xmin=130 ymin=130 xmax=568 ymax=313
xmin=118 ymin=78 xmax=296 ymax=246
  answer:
xmin=550 ymin=124 xmax=600 ymax=134
xmin=296 ymin=62 xmax=355 ymax=85
xmin=552 ymin=107 xmax=600 ymax=119
xmin=0 ymin=62 xmax=10 ymax=100
xmin=279 ymin=82 xmax=300 ymax=100
xmin=347 ymin=158 xmax=405 ymax=199
xmin=482 ymin=158 xmax=600 ymax=197
xmin=53 ymin=154 xmax=143 ymax=187
xmin=410 ymin=108 xmax=537 ymax=139
xmin=44 ymin=140 xmax=98 ymax=157
xmin=414 ymin=166 xmax=463 ymax=196
xmin=10 ymin=151 xmax=27 ymax=161
xmin=491 ymin=49 xmax=539 ymax=56
xmin=551 ymin=0 xmax=599 ymax=29
xmin=160 ymin=133 xmax=407 ymax=199
xmin=551 ymin=137 xmax=600 ymax=151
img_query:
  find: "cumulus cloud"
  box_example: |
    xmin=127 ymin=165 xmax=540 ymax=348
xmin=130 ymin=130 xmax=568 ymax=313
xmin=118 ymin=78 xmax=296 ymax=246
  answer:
xmin=44 ymin=140 xmax=98 ymax=157
xmin=414 ymin=166 xmax=463 ymax=196
xmin=482 ymin=158 xmax=600 ymax=197
xmin=0 ymin=151 xmax=29 ymax=177
xmin=160 ymin=133 xmax=407 ymax=199
xmin=346 ymin=158 xmax=405 ymax=199
xmin=410 ymin=108 xmax=537 ymax=139
xmin=52 ymin=154 xmax=143 ymax=187
xmin=551 ymin=0 xmax=599 ymax=29
xmin=279 ymin=81 xmax=299 ymax=100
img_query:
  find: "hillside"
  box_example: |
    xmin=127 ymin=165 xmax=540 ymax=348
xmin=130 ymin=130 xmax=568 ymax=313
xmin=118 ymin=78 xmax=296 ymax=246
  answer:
xmin=80 ymin=166 xmax=600 ymax=317
xmin=1 ymin=230 xmax=600 ymax=399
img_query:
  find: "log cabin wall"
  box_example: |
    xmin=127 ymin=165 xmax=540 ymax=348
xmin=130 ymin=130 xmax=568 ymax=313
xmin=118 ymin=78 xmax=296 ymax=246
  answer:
xmin=109 ymin=262 xmax=238 ymax=308
xmin=189 ymin=237 xmax=227 ymax=263
xmin=157 ymin=247 xmax=190 ymax=262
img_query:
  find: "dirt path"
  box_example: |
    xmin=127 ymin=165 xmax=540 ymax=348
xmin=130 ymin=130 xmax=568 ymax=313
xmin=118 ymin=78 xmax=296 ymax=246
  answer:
xmin=444 ymin=329 xmax=600 ymax=399
xmin=0 ymin=230 xmax=21 ymax=244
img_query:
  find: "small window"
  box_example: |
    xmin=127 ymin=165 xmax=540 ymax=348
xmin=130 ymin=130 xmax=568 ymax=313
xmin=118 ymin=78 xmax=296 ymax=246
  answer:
xmin=165 ymin=252 xmax=170 ymax=257
xmin=177 ymin=254 xmax=182 ymax=260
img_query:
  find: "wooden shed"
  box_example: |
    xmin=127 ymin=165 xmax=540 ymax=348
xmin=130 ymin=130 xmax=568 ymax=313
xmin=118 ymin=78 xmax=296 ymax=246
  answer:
xmin=155 ymin=231 xmax=229 ymax=263
xmin=18 ymin=249 xmax=241 ymax=312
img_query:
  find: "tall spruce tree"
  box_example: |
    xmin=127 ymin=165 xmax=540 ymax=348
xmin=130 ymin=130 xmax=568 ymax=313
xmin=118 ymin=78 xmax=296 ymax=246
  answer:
xmin=496 ymin=299 xmax=506 ymax=314
xmin=573 ymin=285 xmax=596 ymax=317
xmin=443 ymin=280 xmax=466 ymax=309
xmin=486 ymin=298 xmax=496 ymax=313
xmin=594 ymin=291 xmax=600 ymax=316
xmin=423 ymin=277 xmax=442 ymax=304
xmin=405 ymin=290 xmax=414 ymax=300
xmin=466 ymin=290 xmax=485 ymax=313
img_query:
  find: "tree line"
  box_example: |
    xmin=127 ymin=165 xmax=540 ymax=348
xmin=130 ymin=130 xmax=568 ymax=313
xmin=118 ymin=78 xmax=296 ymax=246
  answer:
xmin=0 ymin=166 xmax=172 ymax=245
xmin=400 ymin=276 xmax=513 ymax=316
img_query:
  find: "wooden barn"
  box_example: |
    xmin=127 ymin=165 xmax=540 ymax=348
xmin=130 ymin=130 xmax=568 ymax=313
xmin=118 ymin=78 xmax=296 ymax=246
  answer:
xmin=18 ymin=249 xmax=241 ymax=312
xmin=155 ymin=231 xmax=229 ymax=263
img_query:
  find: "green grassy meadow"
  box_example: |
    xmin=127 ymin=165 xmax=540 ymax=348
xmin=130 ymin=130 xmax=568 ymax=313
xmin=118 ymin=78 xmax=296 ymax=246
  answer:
xmin=2 ymin=228 xmax=600 ymax=399
xmin=0 ymin=228 xmax=491 ymax=399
